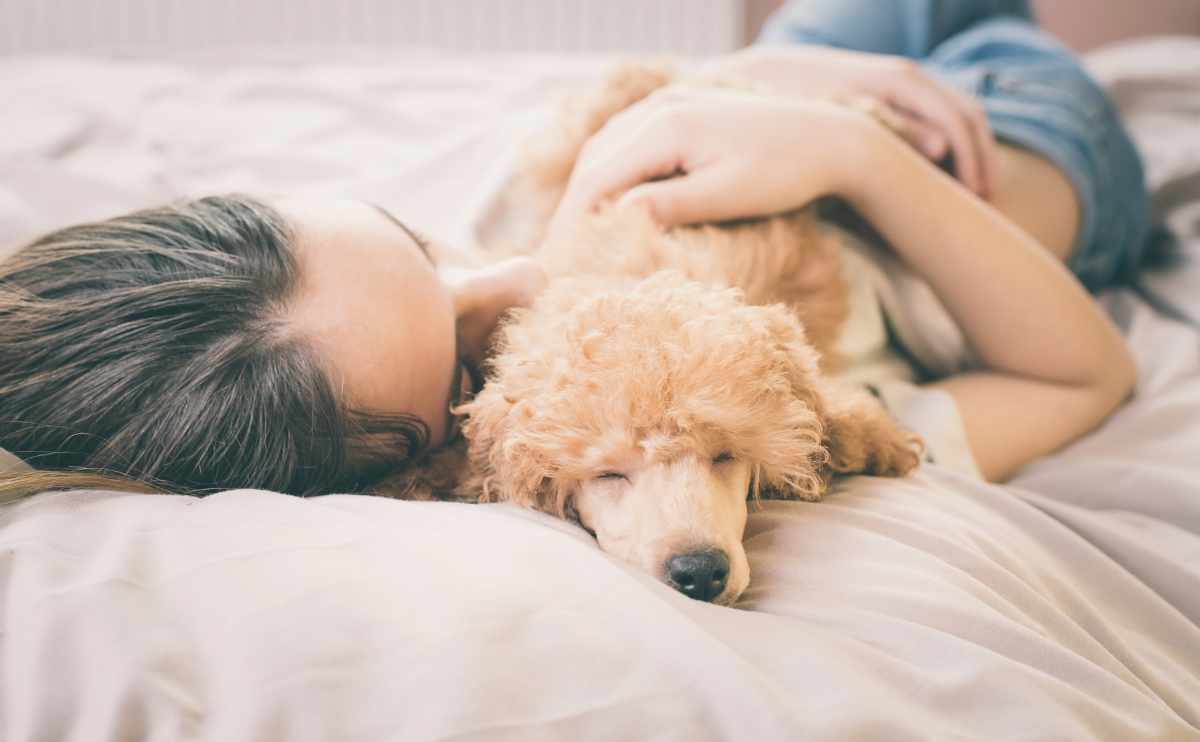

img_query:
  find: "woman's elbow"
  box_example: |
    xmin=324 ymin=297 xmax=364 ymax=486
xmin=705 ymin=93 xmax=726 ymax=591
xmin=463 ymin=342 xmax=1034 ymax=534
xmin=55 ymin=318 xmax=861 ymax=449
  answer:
xmin=1092 ymin=341 xmax=1138 ymax=416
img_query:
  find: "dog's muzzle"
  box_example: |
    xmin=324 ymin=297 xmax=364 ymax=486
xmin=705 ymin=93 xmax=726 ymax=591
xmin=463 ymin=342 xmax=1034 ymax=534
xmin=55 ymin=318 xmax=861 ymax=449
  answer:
xmin=666 ymin=549 xmax=729 ymax=602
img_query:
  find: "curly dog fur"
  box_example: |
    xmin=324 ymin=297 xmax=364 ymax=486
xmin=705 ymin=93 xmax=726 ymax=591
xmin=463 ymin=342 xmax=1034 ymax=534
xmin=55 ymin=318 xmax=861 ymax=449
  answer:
xmin=387 ymin=63 xmax=922 ymax=604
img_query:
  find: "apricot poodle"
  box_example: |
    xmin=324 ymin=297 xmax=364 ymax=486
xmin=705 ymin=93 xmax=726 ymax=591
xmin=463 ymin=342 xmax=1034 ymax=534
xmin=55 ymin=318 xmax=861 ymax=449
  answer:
xmin=395 ymin=64 xmax=922 ymax=606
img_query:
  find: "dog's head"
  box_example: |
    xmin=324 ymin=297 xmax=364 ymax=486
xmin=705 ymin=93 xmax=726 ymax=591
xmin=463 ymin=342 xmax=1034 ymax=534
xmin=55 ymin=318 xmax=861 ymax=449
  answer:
xmin=459 ymin=272 xmax=908 ymax=605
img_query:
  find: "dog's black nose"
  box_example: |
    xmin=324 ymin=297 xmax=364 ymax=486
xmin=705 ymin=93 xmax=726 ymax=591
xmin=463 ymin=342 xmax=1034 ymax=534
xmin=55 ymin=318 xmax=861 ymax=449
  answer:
xmin=666 ymin=549 xmax=730 ymax=602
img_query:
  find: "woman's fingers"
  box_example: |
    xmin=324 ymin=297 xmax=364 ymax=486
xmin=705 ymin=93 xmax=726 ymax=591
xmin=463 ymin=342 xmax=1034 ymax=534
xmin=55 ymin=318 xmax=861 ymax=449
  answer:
xmin=618 ymin=164 xmax=744 ymax=227
xmin=891 ymin=79 xmax=983 ymax=194
xmin=885 ymin=66 xmax=995 ymax=196
xmin=546 ymin=108 xmax=686 ymax=240
xmin=890 ymin=111 xmax=950 ymax=160
xmin=946 ymin=85 xmax=997 ymax=197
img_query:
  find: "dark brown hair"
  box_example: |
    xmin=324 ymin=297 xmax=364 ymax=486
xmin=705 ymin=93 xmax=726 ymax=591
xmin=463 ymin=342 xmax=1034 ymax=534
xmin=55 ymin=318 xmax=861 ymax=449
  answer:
xmin=0 ymin=194 xmax=428 ymax=501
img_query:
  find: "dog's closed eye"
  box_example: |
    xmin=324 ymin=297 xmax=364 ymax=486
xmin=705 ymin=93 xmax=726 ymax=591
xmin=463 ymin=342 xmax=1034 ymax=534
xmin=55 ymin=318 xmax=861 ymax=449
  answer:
xmin=595 ymin=471 xmax=629 ymax=482
xmin=711 ymin=451 xmax=735 ymax=465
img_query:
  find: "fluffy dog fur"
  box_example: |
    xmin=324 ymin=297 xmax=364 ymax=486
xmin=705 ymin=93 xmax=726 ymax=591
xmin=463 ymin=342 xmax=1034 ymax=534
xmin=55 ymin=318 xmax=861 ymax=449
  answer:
xmin=386 ymin=64 xmax=922 ymax=605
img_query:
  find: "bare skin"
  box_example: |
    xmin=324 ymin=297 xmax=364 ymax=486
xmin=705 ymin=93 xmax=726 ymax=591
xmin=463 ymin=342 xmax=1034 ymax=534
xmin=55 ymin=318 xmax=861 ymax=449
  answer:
xmin=988 ymin=142 xmax=1080 ymax=263
xmin=918 ymin=142 xmax=1093 ymax=480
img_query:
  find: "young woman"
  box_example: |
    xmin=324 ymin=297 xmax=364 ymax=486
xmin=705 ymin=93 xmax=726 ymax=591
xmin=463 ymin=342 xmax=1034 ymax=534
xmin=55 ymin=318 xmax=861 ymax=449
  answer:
xmin=0 ymin=1 xmax=1148 ymax=499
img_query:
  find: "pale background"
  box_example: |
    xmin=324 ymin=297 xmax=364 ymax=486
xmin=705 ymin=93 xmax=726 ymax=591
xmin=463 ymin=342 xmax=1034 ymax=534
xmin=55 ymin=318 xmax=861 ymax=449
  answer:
xmin=1 ymin=0 xmax=1197 ymax=56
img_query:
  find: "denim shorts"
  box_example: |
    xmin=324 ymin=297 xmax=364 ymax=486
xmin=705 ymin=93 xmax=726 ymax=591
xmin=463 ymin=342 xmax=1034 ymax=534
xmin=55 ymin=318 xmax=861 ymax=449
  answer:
xmin=760 ymin=3 xmax=1151 ymax=290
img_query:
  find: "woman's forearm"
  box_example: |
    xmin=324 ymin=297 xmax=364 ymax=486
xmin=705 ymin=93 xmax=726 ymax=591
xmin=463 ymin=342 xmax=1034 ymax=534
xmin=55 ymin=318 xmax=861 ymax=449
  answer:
xmin=834 ymin=124 xmax=1135 ymax=479
xmin=839 ymin=126 xmax=1134 ymax=393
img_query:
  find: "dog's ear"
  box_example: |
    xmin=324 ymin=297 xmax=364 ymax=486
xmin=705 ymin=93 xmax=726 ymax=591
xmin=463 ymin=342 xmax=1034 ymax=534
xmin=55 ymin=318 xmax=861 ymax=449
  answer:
xmin=456 ymin=384 xmax=567 ymax=516
xmin=758 ymin=305 xmax=921 ymax=500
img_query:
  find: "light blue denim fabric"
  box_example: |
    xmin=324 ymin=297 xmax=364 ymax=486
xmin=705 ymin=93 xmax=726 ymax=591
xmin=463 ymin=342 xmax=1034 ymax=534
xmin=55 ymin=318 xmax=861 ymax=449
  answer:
xmin=760 ymin=0 xmax=1151 ymax=290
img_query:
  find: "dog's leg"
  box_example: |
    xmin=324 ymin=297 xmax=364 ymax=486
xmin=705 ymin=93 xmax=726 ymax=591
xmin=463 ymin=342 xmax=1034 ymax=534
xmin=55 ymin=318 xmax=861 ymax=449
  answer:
xmin=817 ymin=379 xmax=923 ymax=479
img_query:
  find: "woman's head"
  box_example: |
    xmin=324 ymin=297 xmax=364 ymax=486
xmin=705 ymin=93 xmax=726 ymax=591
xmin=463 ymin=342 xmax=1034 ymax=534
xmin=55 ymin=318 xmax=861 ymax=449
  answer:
xmin=0 ymin=194 xmax=543 ymax=497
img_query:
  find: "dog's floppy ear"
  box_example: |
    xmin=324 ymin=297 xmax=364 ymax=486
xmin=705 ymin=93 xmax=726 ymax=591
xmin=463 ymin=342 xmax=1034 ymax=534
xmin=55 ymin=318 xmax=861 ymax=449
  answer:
xmin=456 ymin=384 xmax=568 ymax=516
xmin=759 ymin=305 xmax=921 ymax=500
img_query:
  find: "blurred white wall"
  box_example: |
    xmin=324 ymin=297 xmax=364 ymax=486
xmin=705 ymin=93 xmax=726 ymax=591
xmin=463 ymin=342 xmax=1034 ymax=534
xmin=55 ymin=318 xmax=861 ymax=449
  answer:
xmin=0 ymin=0 xmax=745 ymax=56
xmin=4 ymin=0 xmax=1196 ymax=58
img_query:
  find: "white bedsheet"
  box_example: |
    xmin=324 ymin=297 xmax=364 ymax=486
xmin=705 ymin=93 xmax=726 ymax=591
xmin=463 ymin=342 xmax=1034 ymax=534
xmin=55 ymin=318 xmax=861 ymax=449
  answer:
xmin=2 ymin=42 xmax=1200 ymax=741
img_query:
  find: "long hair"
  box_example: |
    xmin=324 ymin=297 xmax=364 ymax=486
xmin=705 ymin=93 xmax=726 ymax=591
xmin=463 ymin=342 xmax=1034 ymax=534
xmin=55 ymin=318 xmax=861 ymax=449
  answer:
xmin=0 ymin=195 xmax=429 ymax=501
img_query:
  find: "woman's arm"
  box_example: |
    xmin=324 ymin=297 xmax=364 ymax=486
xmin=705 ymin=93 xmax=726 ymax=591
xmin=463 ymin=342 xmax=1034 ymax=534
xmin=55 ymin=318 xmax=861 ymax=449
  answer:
xmin=705 ymin=45 xmax=998 ymax=197
xmin=550 ymin=91 xmax=1135 ymax=481
xmin=839 ymin=124 xmax=1135 ymax=481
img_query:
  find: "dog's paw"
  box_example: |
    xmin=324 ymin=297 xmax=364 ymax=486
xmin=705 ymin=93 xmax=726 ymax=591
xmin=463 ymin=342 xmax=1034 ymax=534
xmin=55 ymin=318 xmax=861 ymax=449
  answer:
xmin=829 ymin=420 xmax=923 ymax=478
xmin=819 ymin=383 xmax=924 ymax=479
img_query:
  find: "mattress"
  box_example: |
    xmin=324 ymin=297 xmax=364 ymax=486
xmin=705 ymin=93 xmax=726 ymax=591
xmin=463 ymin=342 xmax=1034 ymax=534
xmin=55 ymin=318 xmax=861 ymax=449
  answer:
xmin=2 ymin=40 xmax=1200 ymax=741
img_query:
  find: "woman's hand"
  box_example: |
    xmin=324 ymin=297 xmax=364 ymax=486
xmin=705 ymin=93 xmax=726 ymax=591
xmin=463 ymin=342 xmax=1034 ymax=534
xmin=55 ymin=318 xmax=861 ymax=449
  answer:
xmin=706 ymin=45 xmax=996 ymax=197
xmin=447 ymin=257 xmax=547 ymax=372
xmin=546 ymin=86 xmax=881 ymax=238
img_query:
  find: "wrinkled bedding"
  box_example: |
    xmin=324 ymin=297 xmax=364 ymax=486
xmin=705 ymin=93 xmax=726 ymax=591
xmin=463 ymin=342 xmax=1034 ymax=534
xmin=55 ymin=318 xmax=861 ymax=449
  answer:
xmin=2 ymin=40 xmax=1200 ymax=741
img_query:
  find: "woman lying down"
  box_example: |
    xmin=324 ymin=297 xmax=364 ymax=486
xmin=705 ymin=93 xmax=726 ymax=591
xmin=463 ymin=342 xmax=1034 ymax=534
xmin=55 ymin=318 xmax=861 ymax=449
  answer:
xmin=0 ymin=2 xmax=1149 ymax=606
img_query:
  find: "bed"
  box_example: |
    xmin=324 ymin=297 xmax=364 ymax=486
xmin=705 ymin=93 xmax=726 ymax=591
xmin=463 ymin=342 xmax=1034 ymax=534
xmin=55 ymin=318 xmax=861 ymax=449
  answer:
xmin=2 ymin=37 xmax=1199 ymax=741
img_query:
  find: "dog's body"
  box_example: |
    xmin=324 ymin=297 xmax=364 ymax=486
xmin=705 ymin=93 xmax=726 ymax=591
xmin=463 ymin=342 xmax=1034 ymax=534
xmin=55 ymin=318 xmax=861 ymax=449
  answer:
xmin=388 ymin=64 xmax=922 ymax=605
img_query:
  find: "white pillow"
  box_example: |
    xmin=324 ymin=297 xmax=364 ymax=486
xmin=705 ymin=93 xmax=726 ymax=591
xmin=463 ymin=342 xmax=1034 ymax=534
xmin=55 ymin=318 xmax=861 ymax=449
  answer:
xmin=3 ymin=471 xmax=1197 ymax=741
